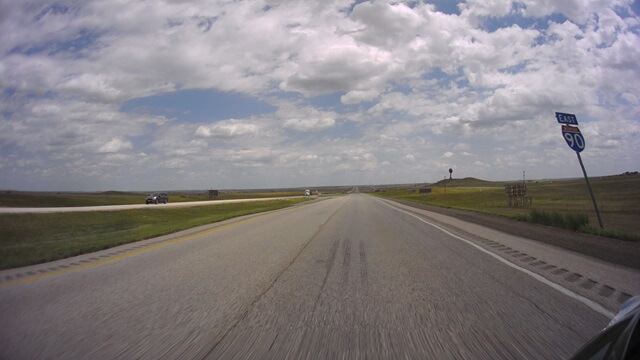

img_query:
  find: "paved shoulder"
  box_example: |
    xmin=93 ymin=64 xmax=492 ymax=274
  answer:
xmin=385 ymin=197 xmax=640 ymax=269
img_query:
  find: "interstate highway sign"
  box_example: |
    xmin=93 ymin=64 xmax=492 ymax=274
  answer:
xmin=555 ymin=112 xmax=579 ymax=125
xmin=562 ymin=125 xmax=585 ymax=153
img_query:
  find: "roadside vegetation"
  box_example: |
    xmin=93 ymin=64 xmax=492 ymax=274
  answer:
xmin=0 ymin=198 xmax=309 ymax=269
xmin=372 ymin=174 xmax=640 ymax=241
xmin=514 ymin=209 xmax=589 ymax=232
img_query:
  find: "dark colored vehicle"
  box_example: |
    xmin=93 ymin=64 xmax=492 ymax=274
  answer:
xmin=570 ymin=295 xmax=640 ymax=360
xmin=145 ymin=192 xmax=168 ymax=204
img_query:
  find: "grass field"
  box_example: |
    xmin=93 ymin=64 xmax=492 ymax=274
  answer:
xmin=0 ymin=190 xmax=303 ymax=207
xmin=0 ymin=198 xmax=309 ymax=269
xmin=373 ymin=174 xmax=640 ymax=239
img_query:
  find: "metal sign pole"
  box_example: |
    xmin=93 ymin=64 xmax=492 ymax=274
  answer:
xmin=576 ymin=152 xmax=604 ymax=229
xmin=556 ymin=112 xmax=603 ymax=230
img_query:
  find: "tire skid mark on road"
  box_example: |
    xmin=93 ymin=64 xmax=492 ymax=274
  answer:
xmin=377 ymin=198 xmax=617 ymax=319
xmin=198 ymin=197 xmax=351 ymax=360
xmin=312 ymin=236 xmax=340 ymax=312
xmin=342 ymin=238 xmax=351 ymax=286
xmin=359 ymin=239 xmax=368 ymax=287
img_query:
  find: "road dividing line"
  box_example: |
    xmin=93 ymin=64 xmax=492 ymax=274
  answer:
xmin=0 ymin=212 xmax=273 ymax=289
xmin=378 ymin=199 xmax=615 ymax=319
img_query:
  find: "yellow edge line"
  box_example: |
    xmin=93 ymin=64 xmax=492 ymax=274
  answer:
xmin=0 ymin=212 xmax=272 ymax=288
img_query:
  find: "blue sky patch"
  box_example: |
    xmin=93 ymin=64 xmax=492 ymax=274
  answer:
xmin=309 ymin=92 xmax=346 ymax=110
xmin=483 ymin=13 xmax=568 ymax=32
xmin=120 ymin=89 xmax=277 ymax=122
xmin=9 ymin=29 xmax=101 ymax=57
xmin=430 ymin=0 xmax=463 ymax=15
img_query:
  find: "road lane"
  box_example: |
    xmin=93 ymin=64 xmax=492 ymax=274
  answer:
xmin=204 ymin=194 xmax=612 ymax=359
xmin=0 ymin=194 xmax=632 ymax=359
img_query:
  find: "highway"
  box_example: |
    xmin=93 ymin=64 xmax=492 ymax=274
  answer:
xmin=1 ymin=195 xmax=638 ymax=359
xmin=0 ymin=196 xmax=305 ymax=214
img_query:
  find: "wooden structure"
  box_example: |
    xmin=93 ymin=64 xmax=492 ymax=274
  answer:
xmin=504 ymin=183 xmax=530 ymax=207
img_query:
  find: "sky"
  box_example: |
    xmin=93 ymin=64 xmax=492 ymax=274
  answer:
xmin=1 ymin=0 xmax=639 ymax=191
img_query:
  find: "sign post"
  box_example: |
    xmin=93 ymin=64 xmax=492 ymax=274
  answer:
xmin=555 ymin=112 xmax=604 ymax=229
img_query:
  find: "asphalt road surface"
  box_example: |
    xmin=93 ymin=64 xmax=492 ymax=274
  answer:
xmin=1 ymin=195 xmax=638 ymax=359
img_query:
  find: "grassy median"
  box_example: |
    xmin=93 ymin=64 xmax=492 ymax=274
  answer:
xmin=0 ymin=190 xmax=303 ymax=207
xmin=0 ymin=198 xmax=309 ymax=269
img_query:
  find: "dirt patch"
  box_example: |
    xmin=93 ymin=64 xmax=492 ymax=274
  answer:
xmin=391 ymin=199 xmax=640 ymax=270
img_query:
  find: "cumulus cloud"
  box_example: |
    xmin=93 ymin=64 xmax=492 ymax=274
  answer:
xmin=459 ymin=0 xmax=515 ymax=24
xmin=350 ymin=1 xmax=425 ymax=49
xmin=299 ymin=154 xmax=319 ymax=161
xmin=98 ymin=137 xmax=133 ymax=153
xmin=283 ymin=117 xmax=335 ymax=132
xmin=518 ymin=0 xmax=633 ymax=23
xmin=195 ymin=120 xmax=258 ymax=139
xmin=277 ymin=104 xmax=337 ymax=132
xmin=336 ymin=150 xmax=378 ymax=172
xmin=281 ymin=43 xmax=393 ymax=99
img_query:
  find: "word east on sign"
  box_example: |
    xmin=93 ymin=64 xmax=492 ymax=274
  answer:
xmin=555 ymin=112 xmax=585 ymax=153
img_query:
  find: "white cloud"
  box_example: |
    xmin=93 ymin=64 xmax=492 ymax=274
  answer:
xmin=518 ymin=0 xmax=634 ymax=23
xmin=459 ymin=0 xmax=514 ymax=25
xmin=98 ymin=137 xmax=133 ymax=153
xmin=341 ymin=89 xmax=380 ymax=105
xmin=195 ymin=120 xmax=258 ymax=139
xmin=283 ymin=117 xmax=335 ymax=132
xmin=350 ymin=1 xmax=426 ymax=49
xmin=403 ymin=154 xmax=415 ymax=162
xmin=277 ymin=104 xmax=337 ymax=132
xmin=299 ymin=154 xmax=319 ymax=161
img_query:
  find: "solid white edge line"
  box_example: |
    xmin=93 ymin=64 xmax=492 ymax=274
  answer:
xmin=377 ymin=198 xmax=615 ymax=319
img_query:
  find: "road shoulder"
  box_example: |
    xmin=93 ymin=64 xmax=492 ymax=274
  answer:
xmin=377 ymin=196 xmax=640 ymax=313
xmin=384 ymin=198 xmax=640 ymax=270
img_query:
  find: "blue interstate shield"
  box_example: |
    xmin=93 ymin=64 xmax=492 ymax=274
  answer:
xmin=561 ymin=125 xmax=585 ymax=153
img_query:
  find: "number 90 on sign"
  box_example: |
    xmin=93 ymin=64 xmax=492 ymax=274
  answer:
xmin=561 ymin=125 xmax=585 ymax=153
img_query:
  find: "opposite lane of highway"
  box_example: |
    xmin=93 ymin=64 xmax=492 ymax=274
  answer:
xmin=0 ymin=196 xmax=305 ymax=214
xmin=1 ymin=194 xmax=631 ymax=359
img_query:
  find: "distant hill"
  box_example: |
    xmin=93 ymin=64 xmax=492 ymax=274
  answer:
xmin=97 ymin=190 xmax=139 ymax=195
xmin=431 ymin=177 xmax=502 ymax=187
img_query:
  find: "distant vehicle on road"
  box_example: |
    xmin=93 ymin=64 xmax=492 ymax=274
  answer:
xmin=304 ymin=189 xmax=311 ymax=196
xmin=145 ymin=192 xmax=168 ymax=204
